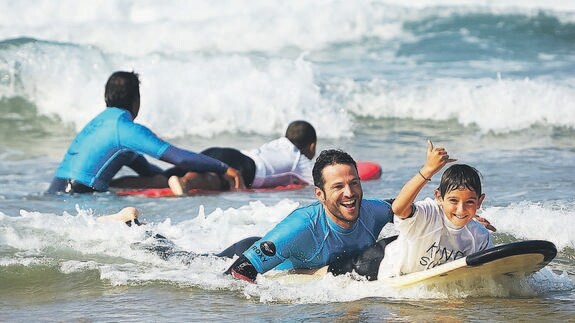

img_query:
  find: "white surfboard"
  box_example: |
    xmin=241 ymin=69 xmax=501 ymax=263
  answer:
xmin=379 ymin=240 xmax=557 ymax=288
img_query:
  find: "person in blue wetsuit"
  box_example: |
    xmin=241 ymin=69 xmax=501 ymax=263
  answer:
xmin=225 ymin=149 xmax=395 ymax=283
xmin=47 ymin=71 xmax=244 ymax=194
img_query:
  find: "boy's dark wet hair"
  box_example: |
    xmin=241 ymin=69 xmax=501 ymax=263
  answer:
xmin=105 ymin=71 xmax=140 ymax=113
xmin=312 ymin=149 xmax=357 ymax=189
xmin=285 ymin=120 xmax=316 ymax=151
xmin=438 ymin=164 xmax=482 ymax=198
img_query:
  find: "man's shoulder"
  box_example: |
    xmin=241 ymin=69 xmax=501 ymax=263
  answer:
xmin=361 ymin=198 xmax=392 ymax=209
xmin=359 ymin=198 xmax=393 ymax=222
xmin=292 ymin=201 xmax=323 ymax=216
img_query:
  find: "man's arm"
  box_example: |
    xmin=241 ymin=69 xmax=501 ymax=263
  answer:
xmin=161 ymin=146 xmax=245 ymax=190
xmin=224 ymin=210 xmax=314 ymax=282
xmin=127 ymin=154 xmax=164 ymax=176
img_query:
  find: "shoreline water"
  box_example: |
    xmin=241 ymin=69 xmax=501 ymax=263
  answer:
xmin=1 ymin=1 xmax=574 ymax=321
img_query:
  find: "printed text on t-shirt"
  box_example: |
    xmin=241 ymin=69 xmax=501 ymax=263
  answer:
xmin=419 ymin=241 xmax=465 ymax=269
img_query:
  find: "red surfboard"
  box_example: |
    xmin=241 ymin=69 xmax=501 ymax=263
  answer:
xmin=116 ymin=161 xmax=381 ymax=197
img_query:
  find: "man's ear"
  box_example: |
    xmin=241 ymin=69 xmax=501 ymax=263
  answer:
xmin=314 ymin=186 xmax=325 ymax=202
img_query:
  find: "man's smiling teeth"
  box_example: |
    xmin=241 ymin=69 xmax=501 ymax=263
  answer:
xmin=342 ymin=200 xmax=356 ymax=208
xmin=454 ymin=214 xmax=467 ymax=219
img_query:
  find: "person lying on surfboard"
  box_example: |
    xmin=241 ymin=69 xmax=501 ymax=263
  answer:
xmin=163 ymin=120 xmax=317 ymax=195
xmin=47 ymin=71 xmax=244 ymax=194
xmin=223 ymin=149 xmax=396 ymax=282
xmin=99 ymin=146 xmax=495 ymax=282
xmin=327 ymin=140 xmax=496 ymax=281
xmin=100 ymin=149 xmax=395 ymax=282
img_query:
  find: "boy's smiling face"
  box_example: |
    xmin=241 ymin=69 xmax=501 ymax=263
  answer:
xmin=435 ymin=187 xmax=485 ymax=228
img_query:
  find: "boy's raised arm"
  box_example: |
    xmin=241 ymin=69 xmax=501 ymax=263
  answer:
xmin=392 ymin=140 xmax=457 ymax=218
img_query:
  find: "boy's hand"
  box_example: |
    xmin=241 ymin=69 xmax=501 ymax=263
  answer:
xmin=420 ymin=140 xmax=457 ymax=178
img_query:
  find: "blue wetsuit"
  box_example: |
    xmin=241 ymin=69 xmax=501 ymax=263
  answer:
xmin=243 ymin=199 xmax=393 ymax=273
xmin=48 ymin=107 xmax=228 ymax=192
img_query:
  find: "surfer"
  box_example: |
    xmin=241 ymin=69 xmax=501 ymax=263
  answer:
xmin=224 ymin=149 xmax=395 ymax=282
xmin=123 ymin=120 xmax=317 ymax=195
xmin=379 ymin=140 xmax=494 ymax=277
xmin=330 ymin=140 xmax=496 ymax=281
xmin=47 ymin=71 xmax=245 ymax=194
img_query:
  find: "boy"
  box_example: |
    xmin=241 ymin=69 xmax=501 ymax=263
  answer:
xmin=377 ymin=140 xmax=493 ymax=278
xmin=168 ymin=120 xmax=316 ymax=195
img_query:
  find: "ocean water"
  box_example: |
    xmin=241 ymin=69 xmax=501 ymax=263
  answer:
xmin=1 ymin=0 xmax=574 ymax=321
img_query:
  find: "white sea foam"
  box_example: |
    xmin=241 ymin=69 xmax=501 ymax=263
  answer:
xmin=1 ymin=199 xmax=573 ymax=303
xmin=1 ymin=1 xmax=574 ymax=55
xmin=483 ymin=201 xmax=575 ymax=251
xmin=1 ymin=1 xmax=574 ymax=137
xmin=341 ymin=76 xmax=575 ymax=133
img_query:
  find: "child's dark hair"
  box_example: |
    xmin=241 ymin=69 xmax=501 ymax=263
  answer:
xmin=312 ymin=149 xmax=357 ymax=189
xmin=286 ymin=120 xmax=316 ymax=151
xmin=438 ymin=164 xmax=482 ymax=198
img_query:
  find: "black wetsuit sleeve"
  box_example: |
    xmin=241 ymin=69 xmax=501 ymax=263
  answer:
xmin=327 ymin=235 xmax=398 ymax=281
xmin=225 ymin=255 xmax=259 ymax=283
xmin=160 ymin=145 xmax=229 ymax=174
xmin=127 ymin=154 xmax=164 ymax=176
xmin=216 ymin=237 xmax=261 ymax=258
xmin=384 ymin=198 xmax=395 ymax=223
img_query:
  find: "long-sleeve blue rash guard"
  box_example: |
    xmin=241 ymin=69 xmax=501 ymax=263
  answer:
xmin=243 ymin=199 xmax=393 ymax=273
xmin=52 ymin=107 xmax=228 ymax=191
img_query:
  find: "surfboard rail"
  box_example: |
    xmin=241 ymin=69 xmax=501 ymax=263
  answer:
xmin=466 ymin=240 xmax=557 ymax=267
xmin=379 ymin=240 xmax=557 ymax=288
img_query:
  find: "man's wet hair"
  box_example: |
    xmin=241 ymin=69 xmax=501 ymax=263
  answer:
xmin=105 ymin=71 xmax=140 ymax=112
xmin=285 ymin=120 xmax=316 ymax=151
xmin=312 ymin=149 xmax=357 ymax=189
xmin=438 ymin=164 xmax=483 ymax=198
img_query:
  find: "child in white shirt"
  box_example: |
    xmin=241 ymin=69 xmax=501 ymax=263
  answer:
xmin=378 ymin=140 xmax=493 ymax=278
xmin=168 ymin=120 xmax=316 ymax=194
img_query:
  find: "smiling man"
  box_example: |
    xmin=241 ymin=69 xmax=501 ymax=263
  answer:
xmin=225 ymin=149 xmax=394 ymax=283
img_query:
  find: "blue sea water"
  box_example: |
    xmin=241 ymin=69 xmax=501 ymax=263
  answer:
xmin=0 ymin=1 xmax=574 ymax=321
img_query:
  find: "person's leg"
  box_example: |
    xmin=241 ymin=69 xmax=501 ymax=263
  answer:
xmin=162 ymin=166 xmax=187 ymax=178
xmin=110 ymin=174 xmax=169 ymax=189
xmin=201 ymin=147 xmax=256 ymax=187
xmin=97 ymin=207 xmax=141 ymax=226
xmin=169 ymin=147 xmax=256 ymax=195
xmin=168 ymin=172 xmax=224 ymax=195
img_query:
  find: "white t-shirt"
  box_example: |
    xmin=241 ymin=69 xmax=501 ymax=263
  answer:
xmin=241 ymin=137 xmax=314 ymax=188
xmin=378 ymin=197 xmax=493 ymax=278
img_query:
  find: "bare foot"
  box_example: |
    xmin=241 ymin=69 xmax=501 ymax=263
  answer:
xmin=168 ymin=176 xmax=185 ymax=196
xmin=97 ymin=207 xmax=139 ymax=224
